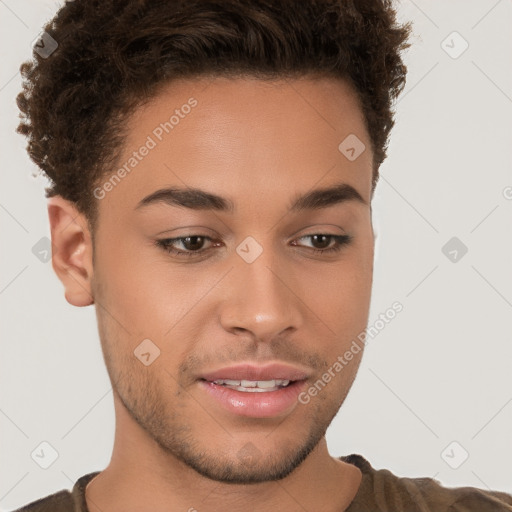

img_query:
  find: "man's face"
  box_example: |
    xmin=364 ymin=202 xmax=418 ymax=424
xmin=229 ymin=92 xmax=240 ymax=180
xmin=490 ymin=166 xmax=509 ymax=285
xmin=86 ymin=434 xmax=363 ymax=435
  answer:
xmin=90 ymin=76 xmax=374 ymax=483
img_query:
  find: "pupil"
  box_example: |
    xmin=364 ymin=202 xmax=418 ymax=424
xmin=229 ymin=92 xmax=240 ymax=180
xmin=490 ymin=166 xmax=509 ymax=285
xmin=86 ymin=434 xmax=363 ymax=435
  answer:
xmin=185 ymin=236 xmax=203 ymax=251
xmin=313 ymin=234 xmax=330 ymax=249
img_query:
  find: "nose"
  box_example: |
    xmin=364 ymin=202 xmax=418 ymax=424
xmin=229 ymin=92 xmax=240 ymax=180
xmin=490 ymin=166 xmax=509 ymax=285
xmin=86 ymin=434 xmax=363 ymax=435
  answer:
xmin=218 ymin=241 xmax=303 ymax=342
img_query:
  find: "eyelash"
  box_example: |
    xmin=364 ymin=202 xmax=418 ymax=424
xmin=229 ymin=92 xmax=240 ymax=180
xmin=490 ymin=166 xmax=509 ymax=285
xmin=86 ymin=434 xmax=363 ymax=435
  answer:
xmin=155 ymin=234 xmax=352 ymax=259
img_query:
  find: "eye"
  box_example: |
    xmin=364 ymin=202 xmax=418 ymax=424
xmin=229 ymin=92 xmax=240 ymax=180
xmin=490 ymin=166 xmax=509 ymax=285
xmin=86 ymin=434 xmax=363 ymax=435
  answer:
xmin=155 ymin=233 xmax=352 ymax=259
xmin=156 ymin=235 xmax=217 ymax=258
xmin=291 ymin=234 xmax=352 ymax=254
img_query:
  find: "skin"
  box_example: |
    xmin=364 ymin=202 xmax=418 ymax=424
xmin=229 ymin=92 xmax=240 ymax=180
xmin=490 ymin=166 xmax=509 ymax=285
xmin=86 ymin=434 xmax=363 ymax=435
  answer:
xmin=48 ymin=76 xmax=375 ymax=512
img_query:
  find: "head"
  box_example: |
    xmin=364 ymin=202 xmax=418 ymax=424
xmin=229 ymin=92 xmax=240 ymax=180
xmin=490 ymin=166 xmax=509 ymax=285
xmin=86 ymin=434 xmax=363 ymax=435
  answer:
xmin=17 ymin=0 xmax=410 ymax=484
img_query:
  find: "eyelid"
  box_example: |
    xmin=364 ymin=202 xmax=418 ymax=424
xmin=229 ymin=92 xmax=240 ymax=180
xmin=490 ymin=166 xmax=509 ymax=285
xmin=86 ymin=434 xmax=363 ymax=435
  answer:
xmin=153 ymin=225 xmax=221 ymax=238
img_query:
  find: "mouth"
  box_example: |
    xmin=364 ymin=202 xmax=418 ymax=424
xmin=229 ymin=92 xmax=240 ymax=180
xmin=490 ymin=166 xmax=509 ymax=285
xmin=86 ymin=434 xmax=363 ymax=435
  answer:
xmin=206 ymin=378 xmax=293 ymax=392
xmin=197 ymin=363 xmax=310 ymax=418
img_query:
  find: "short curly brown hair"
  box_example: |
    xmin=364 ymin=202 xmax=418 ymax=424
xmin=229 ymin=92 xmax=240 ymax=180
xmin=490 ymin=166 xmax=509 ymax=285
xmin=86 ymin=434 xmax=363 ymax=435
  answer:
xmin=16 ymin=0 xmax=410 ymax=230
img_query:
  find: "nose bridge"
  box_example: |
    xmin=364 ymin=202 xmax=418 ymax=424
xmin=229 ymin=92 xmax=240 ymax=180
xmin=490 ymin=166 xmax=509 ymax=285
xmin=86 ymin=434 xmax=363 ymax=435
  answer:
xmin=219 ymin=237 xmax=302 ymax=339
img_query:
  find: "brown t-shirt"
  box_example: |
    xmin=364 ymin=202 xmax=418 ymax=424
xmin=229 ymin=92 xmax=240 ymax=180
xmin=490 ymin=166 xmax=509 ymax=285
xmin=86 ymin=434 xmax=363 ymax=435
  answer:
xmin=11 ymin=454 xmax=512 ymax=511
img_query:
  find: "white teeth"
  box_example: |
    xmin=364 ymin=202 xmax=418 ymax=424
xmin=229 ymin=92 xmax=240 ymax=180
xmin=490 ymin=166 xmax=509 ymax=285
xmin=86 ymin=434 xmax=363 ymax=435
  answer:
xmin=212 ymin=379 xmax=291 ymax=391
xmin=256 ymin=380 xmax=277 ymax=389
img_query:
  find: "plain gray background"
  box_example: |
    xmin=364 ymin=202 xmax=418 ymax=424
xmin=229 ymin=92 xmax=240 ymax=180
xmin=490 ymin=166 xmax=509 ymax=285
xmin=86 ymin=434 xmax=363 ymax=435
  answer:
xmin=1 ymin=0 xmax=511 ymax=509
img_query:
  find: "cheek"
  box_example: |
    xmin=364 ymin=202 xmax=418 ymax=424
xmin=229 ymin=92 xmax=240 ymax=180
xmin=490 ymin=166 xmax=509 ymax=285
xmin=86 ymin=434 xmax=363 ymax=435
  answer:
xmin=93 ymin=236 xmax=217 ymax=347
xmin=313 ymin=234 xmax=373 ymax=313
xmin=92 ymin=229 xmax=165 ymax=333
xmin=307 ymin=234 xmax=373 ymax=358
xmin=311 ymin=272 xmax=370 ymax=354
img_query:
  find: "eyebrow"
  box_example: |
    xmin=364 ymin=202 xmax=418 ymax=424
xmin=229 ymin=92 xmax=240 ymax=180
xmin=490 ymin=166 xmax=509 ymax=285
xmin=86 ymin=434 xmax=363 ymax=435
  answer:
xmin=135 ymin=182 xmax=366 ymax=213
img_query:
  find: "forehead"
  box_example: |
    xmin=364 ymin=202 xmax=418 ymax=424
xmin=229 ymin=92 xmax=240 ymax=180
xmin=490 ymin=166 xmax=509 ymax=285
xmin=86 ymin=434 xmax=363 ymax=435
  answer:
xmin=97 ymin=76 xmax=373 ymax=217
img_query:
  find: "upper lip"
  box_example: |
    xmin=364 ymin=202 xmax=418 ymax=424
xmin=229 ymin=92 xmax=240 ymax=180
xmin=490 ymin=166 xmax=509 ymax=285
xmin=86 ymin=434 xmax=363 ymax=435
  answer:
xmin=200 ymin=363 xmax=310 ymax=382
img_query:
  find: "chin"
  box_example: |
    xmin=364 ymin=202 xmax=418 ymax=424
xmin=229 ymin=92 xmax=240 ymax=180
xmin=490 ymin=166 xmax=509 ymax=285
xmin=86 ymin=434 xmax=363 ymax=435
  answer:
xmin=170 ymin=429 xmax=324 ymax=485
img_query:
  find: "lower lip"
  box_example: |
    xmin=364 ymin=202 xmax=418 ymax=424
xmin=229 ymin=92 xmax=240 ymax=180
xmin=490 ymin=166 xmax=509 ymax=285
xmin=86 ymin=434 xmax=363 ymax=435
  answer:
xmin=200 ymin=380 xmax=307 ymax=418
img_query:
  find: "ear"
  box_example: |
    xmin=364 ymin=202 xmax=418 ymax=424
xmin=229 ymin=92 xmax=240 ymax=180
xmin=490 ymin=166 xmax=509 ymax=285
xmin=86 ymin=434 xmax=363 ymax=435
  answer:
xmin=47 ymin=196 xmax=94 ymax=307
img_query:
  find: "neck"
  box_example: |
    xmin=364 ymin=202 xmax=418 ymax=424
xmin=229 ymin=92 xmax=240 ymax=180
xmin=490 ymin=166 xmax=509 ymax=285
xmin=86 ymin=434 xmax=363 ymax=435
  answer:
xmin=85 ymin=395 xmax=362 ymax=512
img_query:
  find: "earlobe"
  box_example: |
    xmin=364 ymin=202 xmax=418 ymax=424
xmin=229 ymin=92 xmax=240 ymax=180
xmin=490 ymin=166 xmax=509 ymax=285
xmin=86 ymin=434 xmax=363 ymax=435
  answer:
xmin=47 ymin=196 xmax=95 ymax=307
